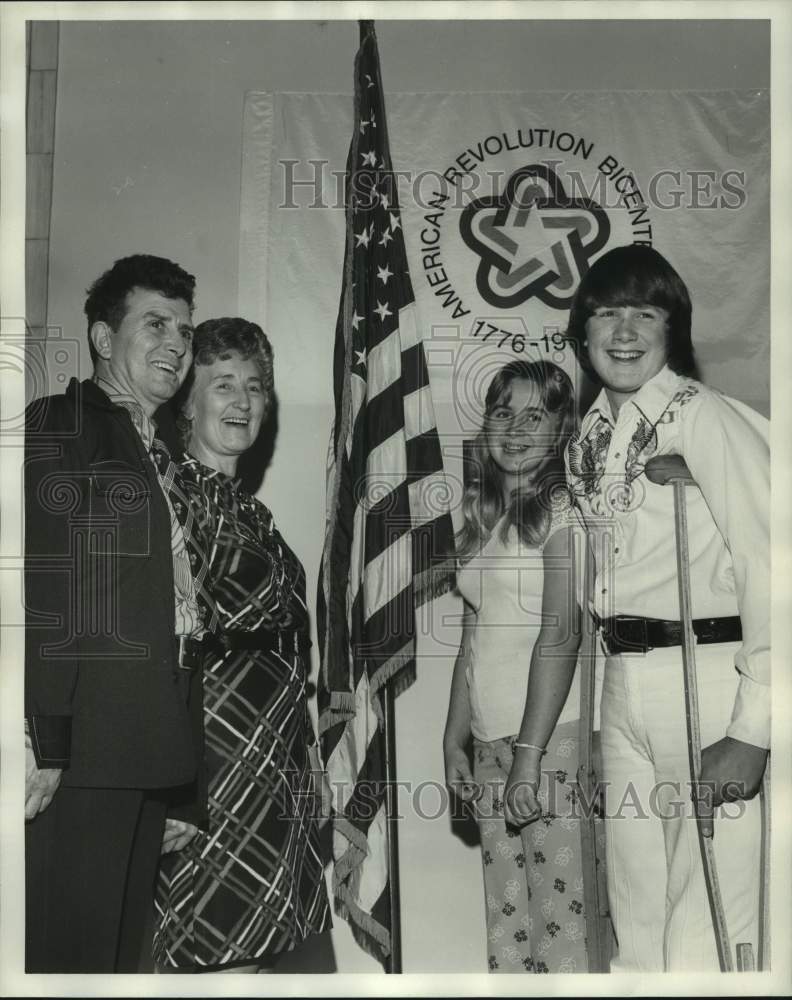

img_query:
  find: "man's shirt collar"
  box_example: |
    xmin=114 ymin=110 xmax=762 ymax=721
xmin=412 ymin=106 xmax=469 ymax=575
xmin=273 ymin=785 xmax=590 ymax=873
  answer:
xmin=92 ymin=372 xmax=156 ymax=451
xmin=583 ymin=365 xmax=683 ymax=430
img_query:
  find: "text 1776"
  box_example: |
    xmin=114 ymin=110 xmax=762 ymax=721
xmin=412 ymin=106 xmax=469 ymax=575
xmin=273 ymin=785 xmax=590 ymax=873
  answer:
xmin=470 ymin=320 xmax=567 ymax=354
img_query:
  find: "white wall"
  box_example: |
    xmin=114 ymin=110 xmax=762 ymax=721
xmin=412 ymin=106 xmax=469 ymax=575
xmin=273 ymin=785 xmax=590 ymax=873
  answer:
xmin=46 ymin=16 xmax=770 ymax=975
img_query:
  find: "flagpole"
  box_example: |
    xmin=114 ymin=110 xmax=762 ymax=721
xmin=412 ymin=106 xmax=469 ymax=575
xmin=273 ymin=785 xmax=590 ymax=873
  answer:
xmin=357 ymin=18 xmax=403 ymax=975
xmin=382 ymin=684 xmax=402 ymax=973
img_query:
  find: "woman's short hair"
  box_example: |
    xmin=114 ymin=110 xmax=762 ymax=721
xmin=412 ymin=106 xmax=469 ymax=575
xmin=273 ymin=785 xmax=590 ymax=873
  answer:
xmin=174 ymin=317 xmax=274 ymax=446
xmin=566 ymin=244 xmax=696 ymax=377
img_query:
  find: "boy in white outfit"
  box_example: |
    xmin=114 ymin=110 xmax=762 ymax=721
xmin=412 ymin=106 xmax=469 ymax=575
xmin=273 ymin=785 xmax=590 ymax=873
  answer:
xmin=564 ymin=244 xmax=768 ymax=972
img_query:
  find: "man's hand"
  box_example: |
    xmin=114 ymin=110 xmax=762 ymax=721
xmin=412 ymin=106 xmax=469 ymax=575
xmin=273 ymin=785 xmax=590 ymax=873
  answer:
xmin=161 ymin=818 xmax=199 ymax=855
xmin=443 ymin=742 xmax=482 ymax=804
xmin=696 ymin=736 xmax=768 ymax=838
xmin=25 ymin=744 xmax=61 ymax=821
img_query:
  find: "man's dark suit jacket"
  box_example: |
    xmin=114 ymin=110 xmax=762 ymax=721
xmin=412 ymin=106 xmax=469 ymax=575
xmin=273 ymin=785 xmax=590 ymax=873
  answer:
xmin=25 ymin=377 xmax=196 ymax=789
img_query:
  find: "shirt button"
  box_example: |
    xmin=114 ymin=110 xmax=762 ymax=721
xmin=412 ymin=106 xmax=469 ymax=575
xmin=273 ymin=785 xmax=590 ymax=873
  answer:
xmin=602 ymin=588 xmax=608 ymax=594
xmin=614 ymin=452 xmax=621 ymax=459
xmin=614 ymin=547 xmax=620 ymax=554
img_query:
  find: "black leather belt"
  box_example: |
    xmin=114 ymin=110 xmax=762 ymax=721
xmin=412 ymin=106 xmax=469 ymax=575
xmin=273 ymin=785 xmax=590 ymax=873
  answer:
xmin=222 ymin=631 xmax=281 ymax=652
xmin=599 ymin=615 xmax=742 ymax=655
xmin=176 ymin=635 xmax=205 ymax=671
xmin=205 ymin=630 xmax=311 ymax=654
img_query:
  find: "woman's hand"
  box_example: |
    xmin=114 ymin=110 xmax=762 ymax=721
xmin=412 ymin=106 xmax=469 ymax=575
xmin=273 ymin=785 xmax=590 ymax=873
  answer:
xmin=443 ymin=741 xmax=481 ymax=804
xmin=504 ymin=748 xmax=543 ymax=827
xmin=161 ymin=818 xmax=199 ymax=854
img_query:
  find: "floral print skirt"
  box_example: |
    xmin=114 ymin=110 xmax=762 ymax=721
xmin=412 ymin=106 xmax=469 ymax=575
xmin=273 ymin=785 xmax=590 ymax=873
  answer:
xmin=472 ymin=720 xmax=595 ymax=973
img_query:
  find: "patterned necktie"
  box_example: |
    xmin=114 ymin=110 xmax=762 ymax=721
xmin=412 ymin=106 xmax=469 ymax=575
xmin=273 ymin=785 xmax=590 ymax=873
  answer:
xmin=150 ymin=437 xmax=218 ymax=634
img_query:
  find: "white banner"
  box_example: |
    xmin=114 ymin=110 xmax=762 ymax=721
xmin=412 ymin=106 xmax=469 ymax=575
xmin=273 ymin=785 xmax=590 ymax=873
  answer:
xmin=240 ymin=89 xmax=769 ymax=436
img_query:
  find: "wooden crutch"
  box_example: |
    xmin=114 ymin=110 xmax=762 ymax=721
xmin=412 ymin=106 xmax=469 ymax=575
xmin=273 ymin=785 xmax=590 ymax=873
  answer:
xmin=645 ymin=454 xmax=764 ymax=973
xmin=578 ymin=530 xmax=614 ymax=972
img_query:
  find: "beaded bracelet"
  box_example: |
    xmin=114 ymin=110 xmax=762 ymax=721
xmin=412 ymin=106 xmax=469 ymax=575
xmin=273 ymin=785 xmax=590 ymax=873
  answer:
xmin=513 ymin=741 xmax=546 ymax=755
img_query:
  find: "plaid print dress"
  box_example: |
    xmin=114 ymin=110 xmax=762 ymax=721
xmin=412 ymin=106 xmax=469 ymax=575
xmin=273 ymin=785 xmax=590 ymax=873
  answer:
xmin=154 ymin=458 xmax=331 ymax=968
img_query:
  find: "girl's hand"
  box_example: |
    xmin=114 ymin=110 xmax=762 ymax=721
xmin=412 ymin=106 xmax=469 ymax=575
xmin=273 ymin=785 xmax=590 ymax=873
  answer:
xmin=504 ymin=750 xmax=542 ymax=827
xmin=444 ymin=743 xmax=482 ymax=803
xmin=161 ymin=818 xmax=199 ymax=854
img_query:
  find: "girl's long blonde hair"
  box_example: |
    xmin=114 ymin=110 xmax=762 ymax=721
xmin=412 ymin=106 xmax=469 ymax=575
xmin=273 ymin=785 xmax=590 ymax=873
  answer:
xmin=456 ymin=360 xmax=575 ymax=564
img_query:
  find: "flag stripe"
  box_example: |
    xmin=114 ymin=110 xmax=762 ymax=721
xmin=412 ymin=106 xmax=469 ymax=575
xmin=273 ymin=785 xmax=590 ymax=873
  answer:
xmin=400 ymin=342 xmax=432 ymax=397
xmin=404 ymin=384 xmax=439 ymax=442
xmin=366 ymin=330 xmax=402 ymax=400
xmin=395 ymin=302 xmax=420 ymax=351
xmin=365 ymin=379 xmax=408 ymax=454
xmin=406 ymin=429 xmax=447 ymax=479
xmin=363 ymin=428 xmax=407 ymax=491
xmin=364 ymin=485 xmax=412 ymax=561
xmin=362 ymin=531 xmax=412 ymax=620
xmin=352 ymin=589 xmax=415 ymax=665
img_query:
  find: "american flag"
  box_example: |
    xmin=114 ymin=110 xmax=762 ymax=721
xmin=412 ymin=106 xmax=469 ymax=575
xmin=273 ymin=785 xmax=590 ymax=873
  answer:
xmin=317 ymin=24 xmax=456 ymax=964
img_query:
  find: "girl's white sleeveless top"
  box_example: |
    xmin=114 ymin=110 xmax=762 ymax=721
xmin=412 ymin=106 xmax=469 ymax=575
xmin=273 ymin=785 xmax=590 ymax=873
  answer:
xmin=456 ymin=505 xmax=585 ymax=742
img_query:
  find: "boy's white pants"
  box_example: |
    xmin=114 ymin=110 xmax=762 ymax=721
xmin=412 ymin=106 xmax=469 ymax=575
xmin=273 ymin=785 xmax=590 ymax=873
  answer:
xmin=600 ymin=641 xmax=762 ymax=972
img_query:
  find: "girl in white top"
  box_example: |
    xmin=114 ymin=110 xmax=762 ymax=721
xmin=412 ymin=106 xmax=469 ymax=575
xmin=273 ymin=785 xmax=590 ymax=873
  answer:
xmin=443 ymin=360 xmax=589 ymax=974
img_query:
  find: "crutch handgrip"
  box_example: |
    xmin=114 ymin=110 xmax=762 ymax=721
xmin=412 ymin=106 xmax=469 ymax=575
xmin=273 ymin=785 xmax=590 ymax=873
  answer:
xmin=644 ymin=454 xmax=696 ymax=486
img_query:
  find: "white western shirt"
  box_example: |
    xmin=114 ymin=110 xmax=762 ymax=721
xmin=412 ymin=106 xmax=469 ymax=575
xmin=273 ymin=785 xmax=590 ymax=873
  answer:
xmin=565 ymin=365 xmax=769 ymax=749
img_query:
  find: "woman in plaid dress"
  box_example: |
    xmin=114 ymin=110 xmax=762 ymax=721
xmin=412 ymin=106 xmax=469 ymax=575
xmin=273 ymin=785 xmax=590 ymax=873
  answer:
xmin=154 ymin=318 xmax=330 ymax=972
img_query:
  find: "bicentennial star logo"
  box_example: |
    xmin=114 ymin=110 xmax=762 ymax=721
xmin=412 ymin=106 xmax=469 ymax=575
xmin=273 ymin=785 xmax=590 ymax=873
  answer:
xmin=459 ymin=164 xmax=611 ymax=310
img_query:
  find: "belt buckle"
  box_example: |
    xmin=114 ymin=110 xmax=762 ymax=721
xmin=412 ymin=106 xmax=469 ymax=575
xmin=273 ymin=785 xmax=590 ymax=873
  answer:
xmin=615 ymin=616 xmax=652 ymax=655
xmin=177 ymin=635 xmax=193 ymax=671
xmin=627 ymin=616 xmax=652 ymax=654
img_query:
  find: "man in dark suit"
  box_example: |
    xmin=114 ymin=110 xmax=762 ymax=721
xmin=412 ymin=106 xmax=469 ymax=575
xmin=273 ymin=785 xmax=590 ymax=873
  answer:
xmin=24 ymin=254 xmax=212 ymax=972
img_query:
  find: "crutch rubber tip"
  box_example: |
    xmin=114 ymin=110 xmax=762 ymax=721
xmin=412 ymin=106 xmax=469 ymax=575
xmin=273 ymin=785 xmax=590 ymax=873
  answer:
xmin=736 ymin=942 xmax=755 ymax=971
